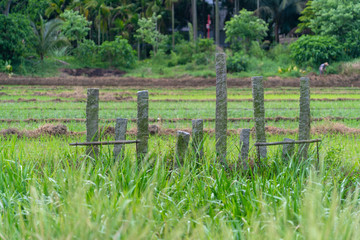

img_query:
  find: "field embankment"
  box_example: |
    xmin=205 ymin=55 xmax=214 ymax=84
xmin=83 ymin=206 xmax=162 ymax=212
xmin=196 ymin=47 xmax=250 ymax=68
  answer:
xmin=1 ymin=72 xmax=360 ymax=87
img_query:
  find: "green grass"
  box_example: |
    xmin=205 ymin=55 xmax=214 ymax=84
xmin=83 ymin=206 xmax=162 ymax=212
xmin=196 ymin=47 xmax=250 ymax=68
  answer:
xmin=0 ymin=134 xmax=360 ymax=239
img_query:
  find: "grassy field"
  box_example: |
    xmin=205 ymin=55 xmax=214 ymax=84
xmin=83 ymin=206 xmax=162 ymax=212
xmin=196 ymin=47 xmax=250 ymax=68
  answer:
xmin=1 ymin=85 xmax=360 ymax=239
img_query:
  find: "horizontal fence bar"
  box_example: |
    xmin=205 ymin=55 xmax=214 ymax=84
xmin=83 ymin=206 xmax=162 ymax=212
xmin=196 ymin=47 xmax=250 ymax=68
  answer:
xmin=69 ymin=140 xmax=140 ymax=146
xmin=254 ymin=139 xmax=321 ymax=147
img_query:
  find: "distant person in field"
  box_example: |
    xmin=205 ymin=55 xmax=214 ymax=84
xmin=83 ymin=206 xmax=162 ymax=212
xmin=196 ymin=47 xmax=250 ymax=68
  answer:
xmin=319 ymin=62 xmax=329 ymax=75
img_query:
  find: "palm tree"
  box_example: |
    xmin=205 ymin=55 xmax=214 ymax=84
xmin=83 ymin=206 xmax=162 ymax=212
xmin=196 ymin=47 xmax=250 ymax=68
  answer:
xmin=85 ymin=0 xmax=111 ymax=45
xmin=259 ymin=0 xmax=305 ymax=43
xmin=31 ymin=17 xmax=68 ymax=60
xmin=45 ymin=0 xmax=74 ymax=18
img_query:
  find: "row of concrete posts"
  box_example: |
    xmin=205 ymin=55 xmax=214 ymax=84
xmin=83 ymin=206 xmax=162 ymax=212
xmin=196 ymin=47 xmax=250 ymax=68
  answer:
xmin=84 ymin=52 xmax=311 ymax=166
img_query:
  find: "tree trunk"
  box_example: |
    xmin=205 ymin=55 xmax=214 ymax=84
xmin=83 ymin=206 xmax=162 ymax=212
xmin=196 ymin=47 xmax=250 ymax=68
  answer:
xmin=192 ymin=0 xmax=197 ymax=42
xmin=215 ymin=0 xmax=219 ymax=46
xmin=172 ymin=2 xmax=175 ymax=49
xmin=3 ymin=0 xmax=12 ymax=16
xmin=275 ymin=19 xmax=279 ymax=43
xmin=98 ymin=10 xmax=101 ymax=45
xmin=234 ymin=0 xmax=239 ymax=15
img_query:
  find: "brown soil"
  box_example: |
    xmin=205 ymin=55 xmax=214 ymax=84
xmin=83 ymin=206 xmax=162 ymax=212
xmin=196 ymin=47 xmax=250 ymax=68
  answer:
xmin=2 ymin=72 xmax=360 ymax=88
xmin=61 ymin=68 xmax=126 ymax=77
xmin=1 ymin=97 xmax=359 ymax=104
xmin=1 ymin=123 xmax=360 ymax=138
xmin=0 ymin=124 xmax=68 ymax=138
xmin=2 ymin=117 xmax=360 ymax=124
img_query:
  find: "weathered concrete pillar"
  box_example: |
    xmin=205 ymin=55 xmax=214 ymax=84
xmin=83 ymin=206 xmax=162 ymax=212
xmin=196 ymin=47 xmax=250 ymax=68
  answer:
xmin=215 ymin=53 xmax=227 ymax=164
xmin=238 ymin=128 xmax=250 ymax=169
xmin=175 ymin=131 xmax=190 ymax=166
xmin=136 ymin=90 xmax=149 ymax=162
xmin=282 ymin=138 xmax=295 ymax=161
xmin=252 ymin=76 xmax=267 ymax=159
xmin=86 ymin=88 xmax=99 ymax=158
xmin=113 ymin=118 xmax=128 ymax=161
xmin=192 ymin=119 xmax=204 ymax=160
xmin=298 ymin=77 xmax=311 ymax=160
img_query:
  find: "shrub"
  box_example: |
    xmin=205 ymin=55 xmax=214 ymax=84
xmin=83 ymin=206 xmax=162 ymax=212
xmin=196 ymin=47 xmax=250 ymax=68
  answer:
xmin=227 ymin=52 xmax=250 ymax=72
xmin=174 ymin=40 xmax=194 ymax=65
xmin=74 ymin=39 xmax=98 ymax=66
xmin=290 ymin=35 xmax=343 ymax=67
xmin=99 ymin=36 xmax=136 ymax=68
xmin=0 ymin=14 xmax=33 ymax=65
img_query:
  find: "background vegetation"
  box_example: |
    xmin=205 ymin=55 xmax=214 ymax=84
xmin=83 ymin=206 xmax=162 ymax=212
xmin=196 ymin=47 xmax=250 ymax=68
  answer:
xmin=1 ymin=0 xmax=360 ymax=77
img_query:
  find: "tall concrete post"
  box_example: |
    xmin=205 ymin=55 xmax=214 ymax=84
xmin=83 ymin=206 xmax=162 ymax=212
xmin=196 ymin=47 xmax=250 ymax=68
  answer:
xmin=298 ymin=77 xmax=311 ymax=160
xmin=192 ymin=119 xmax=204 ymax=161
xmin=86 ymin=88 xmax=99 ymax=159
xmin=238 ymin=128 xmax=250 ymax=169
xmin=137 ymin=90 xmax=149 ymax=162
xmin=215 ymin=53 xmax=227 ymax=164
xmin=113 ymin=118 xmax=128 ymax=161
xmin=175 ymin=131 xmax=191 ymax=167
xmin=252 ymin=76 xmax=267 ymax=159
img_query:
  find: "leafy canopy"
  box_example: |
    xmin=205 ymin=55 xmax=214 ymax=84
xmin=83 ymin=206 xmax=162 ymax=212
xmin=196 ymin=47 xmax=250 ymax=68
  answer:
xmin=136 ymin=13 xmax=166 ymax=56
xmin=224 ymin=9 xmax=268 ymax=52
xmin=0 ymin=14 xmax=33 ymax=64
xmin=60 ymin=9 xmax=91 ymax=46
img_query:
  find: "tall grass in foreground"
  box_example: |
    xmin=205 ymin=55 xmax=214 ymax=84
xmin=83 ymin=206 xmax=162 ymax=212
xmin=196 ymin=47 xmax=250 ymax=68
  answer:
xmin=0 ymin=135 xmax=359 ymax=239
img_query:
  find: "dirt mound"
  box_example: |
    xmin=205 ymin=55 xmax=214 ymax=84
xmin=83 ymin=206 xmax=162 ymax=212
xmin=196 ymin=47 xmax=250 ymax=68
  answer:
xmin=1 ymin=124 xmax=68 ymax=138
xmin=62 ymin=68 xmax=126 ymax=77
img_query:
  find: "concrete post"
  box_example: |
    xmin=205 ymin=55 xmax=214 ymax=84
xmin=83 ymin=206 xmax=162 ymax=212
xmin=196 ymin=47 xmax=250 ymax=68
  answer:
xmin=192 ymin=119 xmax=204 ymax=160
xmin=86 ymin=88 xmax=99 ymax=159
xmin=298 ymin=77 xmax=311 ymax=160
xmin=175 ymin=131 xmax=190 ymax=166
xmin=238 ymin=128 xmax=250 ymax=169
xmin=113 ymin=118 xmax=127 ymax=161
xmin=252 ymin=76 xmax=267 ymax=159
xmin=136 ymin=90 xmax=149 ymax=162
xmin=282 ymin=138 xmax=295 ymax=161
xmin=215 ymin=53 xmax=227 ymax=164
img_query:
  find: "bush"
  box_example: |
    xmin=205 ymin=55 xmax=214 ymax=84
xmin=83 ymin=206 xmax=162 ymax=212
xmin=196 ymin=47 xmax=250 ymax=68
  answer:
xmin=174 ymin=40 xmax=194 ymax=65
xmin=0 ymin=14 xmax=33 ymax=65
xmin=99 ymin=36 xmax=136 ymax=68
xmin=290 ymin=35 xmax=343 ymax=67
xmin=227 ymin=52 xmax=250 ymax=72
xmin=74 ymin=39 xmax=98 ymax=66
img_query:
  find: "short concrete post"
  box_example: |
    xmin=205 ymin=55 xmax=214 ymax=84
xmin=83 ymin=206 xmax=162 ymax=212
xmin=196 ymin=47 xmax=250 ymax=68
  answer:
xmin=298 ymin=77 xmax=311 ymax=160
xmin=175 ymin=131 xmax=190 ymax=166
xmin=282 ymin=138 xmax=295 ymax=161
xmin=238 ymin=129 xmax=250 ymax=169
xmin=215 ymin=53 xmax=227 ymax=164
xmin=192 ymin=119 xmax=204 ymax=160
xmin=113 ymin=118 xmax=128 ymax=161
xmin=252 ymin=76 xmax=267 ymax=159
xmin=86 ymin=88 xmax=99 ymax=158
xmin=136 ymin=90 xmax=149 ymax=162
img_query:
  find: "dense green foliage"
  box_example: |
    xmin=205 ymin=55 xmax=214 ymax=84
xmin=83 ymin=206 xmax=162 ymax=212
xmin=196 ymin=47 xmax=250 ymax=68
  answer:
xmin=99 ymin=36 xmax=136 ymax=68
xmin=225 ymin=9 xmax=268 ymax=52
xmin=290 ymin=35 xmax=343 ymax=66
xmin=60 ymin=10 xmax=90 ymax=47
xmin=0 ymin=14 xmax=32 ymax=64
xmin=74 ymin=39 xmax=98 ymax=66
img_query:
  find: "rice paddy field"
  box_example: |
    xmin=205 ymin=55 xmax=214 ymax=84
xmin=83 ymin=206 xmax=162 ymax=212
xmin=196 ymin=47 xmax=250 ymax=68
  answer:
xmin=1 ymin=85 xmax=360 ymax=239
